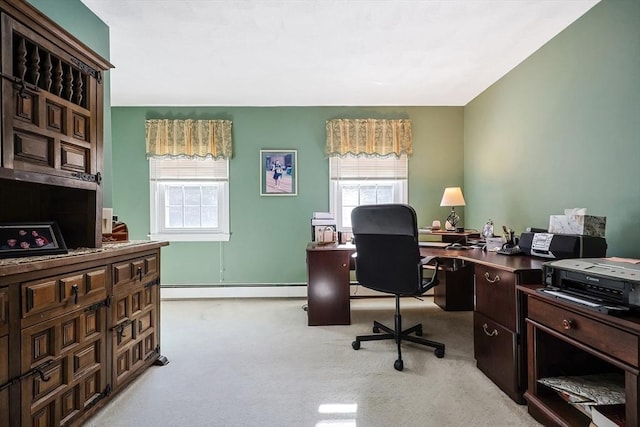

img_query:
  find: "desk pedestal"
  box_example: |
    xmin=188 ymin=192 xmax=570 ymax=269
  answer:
xmin=306 ymin=247 xmax=351 ymax=326
xmin=433 ymin=261 xmax=474 ymax=311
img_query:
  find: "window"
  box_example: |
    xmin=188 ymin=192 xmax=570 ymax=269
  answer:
xmin=149 ymin=157 xmax=229 ymax=241
xmin=329 ymin=155 xmax=408 ymax=231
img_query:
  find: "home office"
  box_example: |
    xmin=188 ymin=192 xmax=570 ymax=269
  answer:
xmin=0 ymin=0 xmax=638 ymax=426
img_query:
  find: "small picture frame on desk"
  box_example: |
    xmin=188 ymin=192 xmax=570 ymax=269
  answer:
xmin=0 ymin=221 xmax=67 ymax=258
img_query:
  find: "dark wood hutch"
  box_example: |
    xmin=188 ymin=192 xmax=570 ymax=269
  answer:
xmin=0 ymin=1 xmax=167 ymax=426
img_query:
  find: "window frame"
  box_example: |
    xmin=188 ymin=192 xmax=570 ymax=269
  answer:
xmin=329 ymin=155 xmax=408 ymax=232
xmin=149 ymin=157 xmax=230 ymax=242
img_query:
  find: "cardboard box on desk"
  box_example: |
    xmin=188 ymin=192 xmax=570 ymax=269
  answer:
xmin=549 ymin=214 xmax=606 ymax=238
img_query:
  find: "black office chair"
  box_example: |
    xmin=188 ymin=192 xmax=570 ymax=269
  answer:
xmin=350 ymin=203 xmax=445 ymax=371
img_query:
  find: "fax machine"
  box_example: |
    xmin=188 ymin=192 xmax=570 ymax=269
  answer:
xmin=519 ymin=232 xmax=607 ymax=259
xmin=540 ymin=258 xmax=640 ymax=314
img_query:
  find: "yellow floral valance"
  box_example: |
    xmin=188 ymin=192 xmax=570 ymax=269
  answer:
xmin=326 ymin=118 xmax=412 ymax=157
xmin=145 ymin=119 xmax=233 ymax=159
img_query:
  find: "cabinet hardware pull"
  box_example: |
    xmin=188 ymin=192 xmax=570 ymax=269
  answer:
xmin=113 ymin=319 xmax=133 ymax=338
xmin=71 ymin=284 xmax=79 ymax=305
xmin=137 ymin=267 xmax=143 ymax=281
xmin=482 ymin=323 xmax=498 ymax=337
xmin=484 ymin=272 xmax=500 ymax=283
xmin=562 ymin=319 xmax=574 ymax=330
xmin=34 ymin=367 xmax=50 ymax=382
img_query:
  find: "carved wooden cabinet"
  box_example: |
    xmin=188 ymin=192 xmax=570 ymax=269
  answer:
xmin=110 ymin=252 xmax=160 ymax=392
xmin=473 ymin=262 xmax=541 ymax=404
xmin=0 ymin=242 xmax=167 ymax=427
xmin=0 ymin=0 xmax=112 ymax=249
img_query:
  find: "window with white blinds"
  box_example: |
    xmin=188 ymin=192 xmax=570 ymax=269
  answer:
xmin=329 ymin=155 xmax=408 ymax=180
xmin=149 ymin=157 xmax=230 ymax=241
xmin=329 ymin=155 xmax=408 ymax=230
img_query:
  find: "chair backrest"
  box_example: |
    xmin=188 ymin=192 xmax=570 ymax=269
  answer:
xmin=351 ymin=204 xmax=423 ymax=296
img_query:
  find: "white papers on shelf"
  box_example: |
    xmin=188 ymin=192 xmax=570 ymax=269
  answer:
xmin=312 ymin=212 xmax=333 ymax=219
xmin=537 ymin=373 xmax=626 ymax=406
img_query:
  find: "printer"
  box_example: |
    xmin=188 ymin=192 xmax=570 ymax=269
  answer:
xmin=540 ymin=258 xmax=640 ymax=314
xmin=519 ymin=232 xmax=607 ymax=259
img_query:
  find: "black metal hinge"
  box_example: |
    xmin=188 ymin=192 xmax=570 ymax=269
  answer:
xmin=70 ymin=57 xmax=102 ymax=83
xmin=0 ymin=71 xmax=40 ymax=98
xmin=85 ymin=384 xmax=111 ymax=410
xmin=71 ymin=171 xmax=102 ymax=184
xmin=144 ymin=278 xmax=161 ymax=288
xmin=145 ymin=345 xmax=161 ymax=362
xmin=84 ymin=296 xmax=111 ymax=313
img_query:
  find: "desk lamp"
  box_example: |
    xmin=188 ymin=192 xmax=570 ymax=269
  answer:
xmin=440 ymin=187 xmax=466 ymax=232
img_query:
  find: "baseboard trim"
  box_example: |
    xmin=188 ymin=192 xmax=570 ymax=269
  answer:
xmin=160 ymin=284 xmax=432 ymax=300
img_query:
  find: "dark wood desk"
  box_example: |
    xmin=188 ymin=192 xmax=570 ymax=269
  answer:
xmin=305 ymin=242 xmax=545 ymax=403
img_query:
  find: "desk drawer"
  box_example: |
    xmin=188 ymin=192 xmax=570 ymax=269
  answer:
xmin=474 ymin=311 xmax=521 ymax=402
xmin=528 ymin=297 xmax=638 ymax=367
xmin=21 ymin=268 xmax=107 ymax=319
xmin=112 ymin=254 xmax=158 ymax=288
xmin=475 ymin=264 xmax=516 ymax=331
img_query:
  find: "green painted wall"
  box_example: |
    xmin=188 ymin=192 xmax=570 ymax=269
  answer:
xmin=111 ymin=107 xmax=464 ymax=285
xmin=27 ymin=0 xmax=114 ymax=207
xmin=464 ymin=0 xmax=640 ymax=257
xmin=32 ymin=0 xmax=639 ymax=288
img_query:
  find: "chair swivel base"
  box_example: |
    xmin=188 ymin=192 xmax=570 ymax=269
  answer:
xmin=352 ymin=318 xmax=445 ymax=371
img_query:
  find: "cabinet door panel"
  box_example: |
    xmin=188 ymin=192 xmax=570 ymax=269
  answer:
xmin=306 ymin=249 xmax=351 ymax=326
xmin=111 ymin=280 xmax=159 ymax=391
xmin=21 ymin=306 xmax=107 ymax=427
xmin=23 ymin=280 xmax=59 ymax=317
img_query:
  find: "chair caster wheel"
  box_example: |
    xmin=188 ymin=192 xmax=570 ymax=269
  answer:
xmin=352 ymin=341 xmax=360 ymax=350
xmin=435 ymin=348 xmax=445 ymax=358
xmin=394 ymin=359 xmax=404 ymax=371
xmin=373 ymin=326 xmax=380 ymax=333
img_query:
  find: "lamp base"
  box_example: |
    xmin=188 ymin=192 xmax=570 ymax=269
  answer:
xmin=445 ymin=210 xmax=460 ymax=232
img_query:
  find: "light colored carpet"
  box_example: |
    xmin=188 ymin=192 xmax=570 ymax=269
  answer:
xmin=85 ymin=297 xmax=541 ymax=427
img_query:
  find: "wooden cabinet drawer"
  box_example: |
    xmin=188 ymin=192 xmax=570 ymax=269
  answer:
xmin=112 ymin=254 xmax=158 ymax=288
xmin=474 ymin=311 xmax=521 ymax=402
xmin=21 ymin=268 xmax=107 ymax=319
xmin=475 ymin=264 xmax=517 ymax=331
xmin=528 ymin=297 xmax=638 ymax=367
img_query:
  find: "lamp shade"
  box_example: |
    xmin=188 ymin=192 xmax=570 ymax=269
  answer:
xmin=440 ymin=187 xmax=466 ymax=207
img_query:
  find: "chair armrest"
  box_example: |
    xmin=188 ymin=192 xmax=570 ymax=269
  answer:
xmin=420 ymin=256 xmax=441 ymax=293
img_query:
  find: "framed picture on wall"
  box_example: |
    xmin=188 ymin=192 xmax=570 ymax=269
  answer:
xmin=260 ymin=149 xmax=298 ymax=196
xmin=0 ymin=221 xmax=68 ymax=258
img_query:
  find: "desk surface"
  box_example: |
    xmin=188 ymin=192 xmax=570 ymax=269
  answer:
xmin=306 ymin=242 xmax=545 ymax=273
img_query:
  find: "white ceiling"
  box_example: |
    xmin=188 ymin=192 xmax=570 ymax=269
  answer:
xmin=80 ymin=0 xmax=600 ymax=107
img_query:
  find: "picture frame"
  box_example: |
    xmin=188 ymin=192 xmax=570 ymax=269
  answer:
xmin=260 ymin=149 xmax=298 ymax=196
xmin=0 ymin=222 xmax=68 ymax=259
